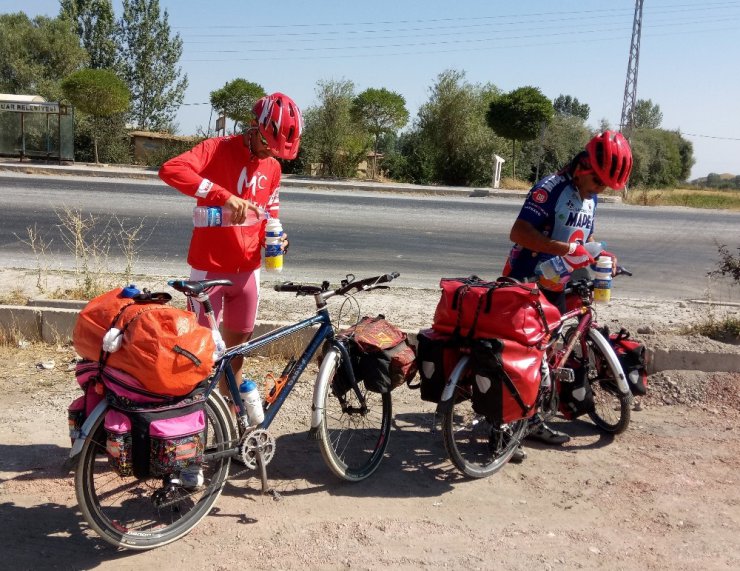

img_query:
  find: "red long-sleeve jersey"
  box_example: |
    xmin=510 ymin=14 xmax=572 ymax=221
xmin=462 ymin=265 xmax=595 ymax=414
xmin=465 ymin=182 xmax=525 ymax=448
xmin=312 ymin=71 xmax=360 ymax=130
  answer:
xmin=159 ymin=135 xmax=282 ymax=272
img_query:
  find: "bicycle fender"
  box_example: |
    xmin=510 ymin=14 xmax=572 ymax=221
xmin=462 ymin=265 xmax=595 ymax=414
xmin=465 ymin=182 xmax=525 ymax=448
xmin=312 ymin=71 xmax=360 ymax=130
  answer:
xmin=588 ymin=328 xmax=631 ymax=395
xmin=311 ymin=347 xmax=340 ymax=430
xmin=68 ymin=399 xmax=108 ymax=461
xmin=439 ymin=355 xmax=471 ymax=404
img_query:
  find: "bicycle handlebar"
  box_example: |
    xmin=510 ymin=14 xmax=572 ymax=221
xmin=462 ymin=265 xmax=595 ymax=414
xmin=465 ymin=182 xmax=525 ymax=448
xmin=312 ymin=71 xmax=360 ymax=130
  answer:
xmin=562 ymin=265 xmax=632 ymax=296
xmin=274 ymin=272 xmax=400 ymax=300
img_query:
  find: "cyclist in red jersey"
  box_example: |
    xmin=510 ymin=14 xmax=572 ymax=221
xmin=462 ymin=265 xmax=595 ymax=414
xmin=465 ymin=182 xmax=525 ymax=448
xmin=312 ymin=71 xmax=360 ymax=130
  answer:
xmin=504 ymin=131 xmax=633 ymax=461
xmin=159 ymin=92 xmax=303 ymax=387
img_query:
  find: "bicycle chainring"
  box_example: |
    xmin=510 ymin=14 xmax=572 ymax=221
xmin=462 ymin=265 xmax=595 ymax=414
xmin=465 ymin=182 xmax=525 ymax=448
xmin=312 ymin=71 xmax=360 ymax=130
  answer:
xmin=239 ymin=428 xmax=276 ymax=470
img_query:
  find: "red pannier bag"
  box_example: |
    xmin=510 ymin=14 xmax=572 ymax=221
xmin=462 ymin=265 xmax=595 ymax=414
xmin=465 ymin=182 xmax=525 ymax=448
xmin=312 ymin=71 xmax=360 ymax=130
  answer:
xmin=432 ymin=276 xmax=561 ymax=346
xmin=470 ymin=338 xmax=544 ymax=424
xmin=73 ymin=288 xmax=215 ymax=397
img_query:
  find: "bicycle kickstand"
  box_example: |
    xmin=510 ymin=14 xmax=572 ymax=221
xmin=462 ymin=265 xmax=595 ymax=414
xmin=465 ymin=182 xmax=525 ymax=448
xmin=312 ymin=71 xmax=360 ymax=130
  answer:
xmin=254 ymin=449 xmax=281 ymax=501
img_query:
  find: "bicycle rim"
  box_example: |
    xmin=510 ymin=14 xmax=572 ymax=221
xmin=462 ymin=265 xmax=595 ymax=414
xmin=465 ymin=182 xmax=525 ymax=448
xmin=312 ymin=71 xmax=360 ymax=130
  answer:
xmin=441 ymin=385 xmax=527 ymax=479
xmin=582 ymin=332 xmax=632 ymax=434
xmin=75 ymin=393 xmax=233 ymax=550
xmin=318 ymin=362 xmax=392 ymax=482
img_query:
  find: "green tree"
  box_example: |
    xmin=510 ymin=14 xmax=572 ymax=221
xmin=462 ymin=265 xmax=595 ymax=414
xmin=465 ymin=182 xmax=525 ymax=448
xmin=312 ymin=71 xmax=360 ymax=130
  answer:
xmin=0 ymin=13 xmax=88 ymax=100
xmin=60 ymin=0 xmax=117 ymax=69
xmin=629 ymin=128 xmax=694 ymax=187
xmin=633 ymin=99 xmax=663 ymax=129
xmin=396 ymin=69 xmax=503 ymax=186
xmin=300 ymin=79 xmax=368 ymax=178
xmin=553 ymin=94 xmax=590 ymax=121
xmin=351 ymin=88 xmax=409 ymax=179
xmin=209 ymin=79 xmax=265 ymax=134
xmin=520 ymin=114 xmax=591 ymax=182
xmin=486 ymin=86 xmax=554 ymax=178
xmin=61 ymin=68 xmax=130 ymax=163
xmin=116 ymin=0 xmax=187 ymax=131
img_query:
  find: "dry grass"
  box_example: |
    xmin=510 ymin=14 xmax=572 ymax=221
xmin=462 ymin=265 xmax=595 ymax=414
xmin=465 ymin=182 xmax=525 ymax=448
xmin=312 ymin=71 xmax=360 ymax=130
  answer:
xmin=625 ymin=188 xmax=740 ymax=210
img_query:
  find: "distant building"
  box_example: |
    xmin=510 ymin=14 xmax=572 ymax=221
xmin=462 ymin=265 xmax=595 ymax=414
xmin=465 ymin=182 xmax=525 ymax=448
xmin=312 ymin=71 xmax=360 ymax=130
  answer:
xmin=128 ymin=130 xmax=198 ymax=163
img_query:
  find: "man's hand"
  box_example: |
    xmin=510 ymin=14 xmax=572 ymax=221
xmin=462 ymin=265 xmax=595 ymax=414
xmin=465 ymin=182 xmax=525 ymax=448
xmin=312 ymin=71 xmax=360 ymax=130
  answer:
xmin=563 ymin=243 xmax=595 ymax=271
xmin=224 ymin=195 xmax=260 ymax=225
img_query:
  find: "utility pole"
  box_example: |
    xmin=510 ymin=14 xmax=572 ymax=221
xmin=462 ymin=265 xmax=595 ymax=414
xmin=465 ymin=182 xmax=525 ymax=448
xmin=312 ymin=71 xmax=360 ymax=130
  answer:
xmin=619 ymin=0 xmax=645 ymax=138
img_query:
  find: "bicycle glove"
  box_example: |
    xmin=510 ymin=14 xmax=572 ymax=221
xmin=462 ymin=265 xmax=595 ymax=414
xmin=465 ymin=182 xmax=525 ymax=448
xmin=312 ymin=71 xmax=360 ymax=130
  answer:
xmin=563 ymin=243 xmax=595 ymax=271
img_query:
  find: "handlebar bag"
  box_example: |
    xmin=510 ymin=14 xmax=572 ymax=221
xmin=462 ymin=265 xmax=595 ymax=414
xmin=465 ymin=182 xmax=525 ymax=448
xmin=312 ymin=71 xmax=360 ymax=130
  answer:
xmin=338 ymin=315 xmax=418 ymax=394
xmin=470 ymin=338 xmax=543 ymax=425
xmin=73 ymin=288 xmax=215 ymax=397
xmin=432 ymin=277 xmax=560 ymax=346
xmin=414 ymin=328 xmax=461 ymax=403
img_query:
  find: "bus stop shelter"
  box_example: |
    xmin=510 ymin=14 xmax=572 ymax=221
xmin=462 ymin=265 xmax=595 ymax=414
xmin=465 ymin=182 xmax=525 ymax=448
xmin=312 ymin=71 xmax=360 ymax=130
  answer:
xmin=0 ymin=94 xmax=74 ymax=162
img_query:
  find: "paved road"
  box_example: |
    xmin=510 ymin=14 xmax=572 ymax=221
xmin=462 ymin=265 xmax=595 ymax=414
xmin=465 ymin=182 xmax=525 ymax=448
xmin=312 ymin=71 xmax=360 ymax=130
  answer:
xmin=1 ymin=172 xmax=739 ymax=300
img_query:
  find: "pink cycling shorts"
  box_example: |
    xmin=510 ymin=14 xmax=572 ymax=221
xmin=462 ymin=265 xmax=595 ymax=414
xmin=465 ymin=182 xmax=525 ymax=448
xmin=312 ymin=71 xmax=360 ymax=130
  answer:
xmin=188 ymin=268 xmax=260 ymax=334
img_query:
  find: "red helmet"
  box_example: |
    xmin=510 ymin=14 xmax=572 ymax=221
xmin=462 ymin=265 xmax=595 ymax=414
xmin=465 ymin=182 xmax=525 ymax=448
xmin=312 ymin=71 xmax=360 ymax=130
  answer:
xmin=252 ymin=92 xmax=303 ymax=160
xmin=584 ymin=131 xmax=633 ymax=190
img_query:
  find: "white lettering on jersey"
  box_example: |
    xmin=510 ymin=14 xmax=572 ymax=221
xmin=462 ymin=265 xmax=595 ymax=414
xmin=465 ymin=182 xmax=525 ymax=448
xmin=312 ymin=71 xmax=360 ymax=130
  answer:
xmin=237 ymin=167 xmax=268 ymax=197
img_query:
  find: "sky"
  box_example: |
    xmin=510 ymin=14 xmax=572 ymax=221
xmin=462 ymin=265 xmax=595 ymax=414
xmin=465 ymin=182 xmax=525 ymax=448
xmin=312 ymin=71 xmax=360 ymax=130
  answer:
xmin=6 ymin=0 xmax=740 ymax=180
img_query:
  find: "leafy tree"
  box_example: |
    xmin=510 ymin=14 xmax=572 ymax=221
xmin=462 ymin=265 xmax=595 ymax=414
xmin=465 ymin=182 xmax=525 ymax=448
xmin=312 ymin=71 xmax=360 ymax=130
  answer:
xmin=61 ymin=68 xmax=130 ymax=163
xmin=209 ymin=79 xmax=265 ymax=134
xmin=300 ymin=79 xmax=368 ymax=178
xmin=116 ymin=0 xmax=187 ymax=131
xmin=633 ymin=99 xmax=663 ymax=129
xmin=397 ymin=69 xmax=503 ymax=186
xmin=520 ymin=114 xmax=591 ymax=182
xmin=486 ymin=86 xmax=554 ymax=178
xmin=0 ymin=13 xmax=88 ymax=100
xmin=629 ymin=128 xmax=694 ymax=187
xmin=553 ymin=94 xmax=590 ymax=121
xmin=60 ymin=0 xmax=117 ymax=69
xmin=351 ymin=88 xmax=409 ymax=178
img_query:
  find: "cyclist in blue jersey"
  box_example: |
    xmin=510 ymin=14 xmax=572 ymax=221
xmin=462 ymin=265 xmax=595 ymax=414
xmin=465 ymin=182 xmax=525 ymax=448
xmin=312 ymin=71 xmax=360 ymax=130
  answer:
xmin=503 ymin=131 xmax=633 ymax=460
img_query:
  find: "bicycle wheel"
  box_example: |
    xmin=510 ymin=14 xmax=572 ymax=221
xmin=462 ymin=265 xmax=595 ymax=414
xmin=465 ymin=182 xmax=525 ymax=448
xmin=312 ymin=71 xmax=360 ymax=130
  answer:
xmin=441 ymin=381 xmax=527 ymax=479
xmin=75 ymin=391 xmax=234 ymax=550
xmin=317 ymin=355 xmax=392 ymax=482
xmin=576 ymin=329 xmax=632 ymax=434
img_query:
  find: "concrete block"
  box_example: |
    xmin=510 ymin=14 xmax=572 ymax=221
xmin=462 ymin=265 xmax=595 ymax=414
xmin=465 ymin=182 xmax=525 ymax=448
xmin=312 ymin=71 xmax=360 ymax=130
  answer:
xmin=29 ymin=299 xmax=87 ymax=310
xmin=41 ymin=308 xmax=80 ymax=344
xmin=0 ymin=305 xmax=42 ymax=340
xmin=649 ymin=347 xmax=740 ymax=373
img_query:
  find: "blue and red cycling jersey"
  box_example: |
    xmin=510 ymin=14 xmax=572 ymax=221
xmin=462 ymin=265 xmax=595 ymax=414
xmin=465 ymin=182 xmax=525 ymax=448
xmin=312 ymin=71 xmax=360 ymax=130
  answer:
xmin=503 ymin=172 xmax=597 ymax=280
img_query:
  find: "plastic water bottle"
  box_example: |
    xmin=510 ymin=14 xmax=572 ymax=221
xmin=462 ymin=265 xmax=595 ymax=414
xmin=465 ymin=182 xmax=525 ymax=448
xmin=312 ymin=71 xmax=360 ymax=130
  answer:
xmin=120 ymin=284 xmax=140 ymax=298
xmin=264 ymin=217 xmax=284 ymax=273
xmin=593 ymin=256 xmax=613 ymax=303
xmin=239 ymin=379 xmax=264 ymax=426
xmin=193 ymin=206 xmax=266 ymax=227
xmin=179 ymin=465 xmax=204 ymax=488
xmin=535 ymin=241 xmax=604 ymax=288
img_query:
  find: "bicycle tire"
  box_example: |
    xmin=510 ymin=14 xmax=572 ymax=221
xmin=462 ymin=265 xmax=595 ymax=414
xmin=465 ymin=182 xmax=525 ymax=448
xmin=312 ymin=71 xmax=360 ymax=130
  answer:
xmin=441 ymin=379 xmax=527 ymax=479
xmin=581 ymin=329 xmax=632 ymax=434
xmin=317 ymin=354 xmax=392 ymax=482
xmin=75 ymin=391 xmax=234 ymax=550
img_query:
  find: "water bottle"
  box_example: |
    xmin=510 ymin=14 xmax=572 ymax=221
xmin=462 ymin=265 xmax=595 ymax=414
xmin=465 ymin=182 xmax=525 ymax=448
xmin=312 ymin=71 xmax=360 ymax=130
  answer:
xmin=179 ymin=465 xmax=204 ymax=488
xmin=535 ymin=255 xmax=571 ymax=289
xmin=535 ymin=241 xmax=605 ymax=289
xmin=264 ymin=217 xmax=284 ymax=273
xmin=193 ymin=205 xmax=266 ymax=227
xmin=239 ymin=379 xmax=264 ymax=426
xmin=120 ymin=284 xmax=140 ymax=298
xmin=593 ymin=256 xmax=613 ymax=303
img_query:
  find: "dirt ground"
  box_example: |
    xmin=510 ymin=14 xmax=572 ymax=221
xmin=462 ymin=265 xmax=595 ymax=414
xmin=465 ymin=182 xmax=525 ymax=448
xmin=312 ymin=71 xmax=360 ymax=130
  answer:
xmin=1 ymin=276 xmax=739 ymax=569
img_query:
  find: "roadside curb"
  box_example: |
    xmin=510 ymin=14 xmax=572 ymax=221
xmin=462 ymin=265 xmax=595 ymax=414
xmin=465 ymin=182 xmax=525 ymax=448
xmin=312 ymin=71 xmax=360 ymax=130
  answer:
xmin=1 ymin=303 xmax=735 ymax=374
xmin=0 ymin=161 xmax=623 ymax=203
